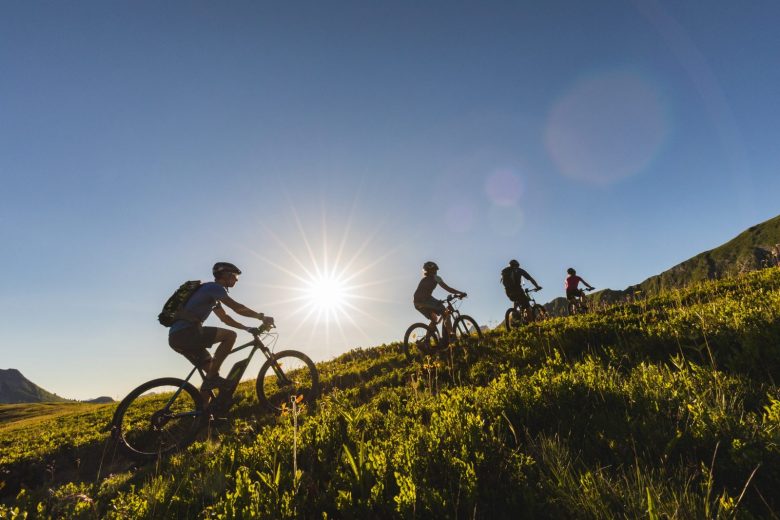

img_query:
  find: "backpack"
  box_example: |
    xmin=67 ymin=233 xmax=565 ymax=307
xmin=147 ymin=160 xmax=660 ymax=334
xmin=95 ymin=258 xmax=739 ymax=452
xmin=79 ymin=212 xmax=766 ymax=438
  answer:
xmin=158 ymin=281 xmax=202 ymax=327
xmin=501 ymin=267 xmax=522 ymax=292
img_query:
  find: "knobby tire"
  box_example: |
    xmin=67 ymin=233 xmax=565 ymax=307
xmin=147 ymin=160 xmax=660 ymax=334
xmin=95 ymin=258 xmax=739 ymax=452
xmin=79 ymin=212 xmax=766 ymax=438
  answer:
xmin=256 ymin=350 xmax=320 ymax=413
xmin=402 ymin=322 xmax=438 ymax=361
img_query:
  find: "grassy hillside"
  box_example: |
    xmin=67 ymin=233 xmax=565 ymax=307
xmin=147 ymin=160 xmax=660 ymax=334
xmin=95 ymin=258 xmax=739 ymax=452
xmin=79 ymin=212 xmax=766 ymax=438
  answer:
xmin=2 ymin=268 xmax=780 ymax=518
xmin=0 ymin=403 xmax=107 ymax=430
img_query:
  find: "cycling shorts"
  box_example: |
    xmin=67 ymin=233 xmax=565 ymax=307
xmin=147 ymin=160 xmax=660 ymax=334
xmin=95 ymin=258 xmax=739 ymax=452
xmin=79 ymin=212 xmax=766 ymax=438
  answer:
xmin=506 ymin=288 xmax=530 ymax=308
xmin=566 ymin=289 xmax=584 ymax=300
xmin=414 ymin=298 xmax=445 ymax=319
xmin=168 ymin=325 xmax=220 ymax=369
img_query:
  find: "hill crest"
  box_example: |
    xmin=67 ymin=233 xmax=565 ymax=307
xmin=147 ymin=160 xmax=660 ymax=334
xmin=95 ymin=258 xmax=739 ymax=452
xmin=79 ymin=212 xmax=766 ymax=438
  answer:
xmin=0 ymin=368 xmax=70 ymax=404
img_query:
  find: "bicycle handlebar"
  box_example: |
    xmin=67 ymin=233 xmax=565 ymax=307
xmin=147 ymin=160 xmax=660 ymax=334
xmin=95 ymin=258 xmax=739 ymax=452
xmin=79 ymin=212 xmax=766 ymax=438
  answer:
xmin=247 ymin=323 xmax=276 ymax=336
xmin=445 ymin=293 xmax=467 ymax=302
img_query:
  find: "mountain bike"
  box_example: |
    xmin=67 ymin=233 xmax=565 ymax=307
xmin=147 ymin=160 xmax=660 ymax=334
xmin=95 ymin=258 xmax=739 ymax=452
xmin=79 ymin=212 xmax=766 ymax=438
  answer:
xmin=402 ymin=294 xmax=482 ymax=361
xmin=504 ymin=287 xmax=547 ymax=330
xmin=108 ymin=325 xmax=319 ymax=460
xmin=568 ymin=287 xmax=595 ymax=315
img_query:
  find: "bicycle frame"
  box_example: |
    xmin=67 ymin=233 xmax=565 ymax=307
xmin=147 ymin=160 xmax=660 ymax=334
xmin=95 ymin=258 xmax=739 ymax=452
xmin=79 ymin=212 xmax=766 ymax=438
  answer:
xmin=512 ymin=287 xmax=539 ymax=310
xmin=568 ymin=289 xmax=591 ymax=314
xmin=440 ymin=298 xmax=463 ymax=322
xmin=159 ymin=330 xmax=283 ymax=417
xmin=428 ymin=296 xmax=465 ymax=340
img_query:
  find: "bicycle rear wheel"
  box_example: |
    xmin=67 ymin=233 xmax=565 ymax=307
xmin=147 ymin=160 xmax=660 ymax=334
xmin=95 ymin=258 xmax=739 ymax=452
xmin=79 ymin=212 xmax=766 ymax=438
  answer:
xmin=504 ymin=308 xmax=524 ymax=330
xmin=257 ymin=350 xmax=320 ymax=413
xmin=453 ymin=315 xmax=482 ymax=347
xmin=402 ymin=322 xmax=438 ymax=361
xmin=111 ymin=377 xmax=204 ymax=460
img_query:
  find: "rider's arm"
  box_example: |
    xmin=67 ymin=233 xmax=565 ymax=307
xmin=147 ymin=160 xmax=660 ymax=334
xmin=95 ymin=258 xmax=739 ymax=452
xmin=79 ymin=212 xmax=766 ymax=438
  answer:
xmin=213 ymin=303 xmax=251 ymax=330
xmin=522 ymin=270 xmax=542 ymax=290
xmin=438 ymin=279 xmax=466 ymax=297
xmin=219 ymin=296 xmax=273 ymax=327
xmin=581 ymin=278 xmax=594 ymax=290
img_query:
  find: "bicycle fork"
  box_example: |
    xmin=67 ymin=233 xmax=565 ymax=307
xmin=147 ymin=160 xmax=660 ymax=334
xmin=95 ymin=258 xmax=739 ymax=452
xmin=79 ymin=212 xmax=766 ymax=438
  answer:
xmin=268 ymin=358 xmax=293 ymax=386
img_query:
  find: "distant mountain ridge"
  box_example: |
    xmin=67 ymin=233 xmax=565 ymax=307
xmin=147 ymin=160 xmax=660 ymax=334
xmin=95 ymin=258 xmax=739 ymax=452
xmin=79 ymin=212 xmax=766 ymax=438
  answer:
xmin=545 ymin=214 xmax=780 ymax=315
xmin=0 ymin=368 xmax=70 ymax=404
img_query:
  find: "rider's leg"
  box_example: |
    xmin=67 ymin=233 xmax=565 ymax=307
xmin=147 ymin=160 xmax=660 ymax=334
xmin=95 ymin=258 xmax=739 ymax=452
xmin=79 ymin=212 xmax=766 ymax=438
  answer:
xmin=442 ymin=309 xmax=454 ymax=340
xmin=428 ymin=311 xmax=439 ymax=330
xmin=205 ymin=328 xmax=238 ymax=380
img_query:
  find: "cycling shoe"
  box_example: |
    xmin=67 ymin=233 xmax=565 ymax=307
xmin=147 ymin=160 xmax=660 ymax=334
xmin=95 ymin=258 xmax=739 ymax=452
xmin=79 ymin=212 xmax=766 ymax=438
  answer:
xmin=200 ymin=375 xmax=231 ymax=391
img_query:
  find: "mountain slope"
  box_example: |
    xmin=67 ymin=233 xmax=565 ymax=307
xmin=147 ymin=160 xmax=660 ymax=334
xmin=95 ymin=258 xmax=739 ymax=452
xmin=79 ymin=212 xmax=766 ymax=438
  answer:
xmin=546 ymin=213 xmax=780 ymax=315
xmin=629 ymin=213 xmax=780 ymax=293
xmin=0 ymin=368 xmax=70 ymax=404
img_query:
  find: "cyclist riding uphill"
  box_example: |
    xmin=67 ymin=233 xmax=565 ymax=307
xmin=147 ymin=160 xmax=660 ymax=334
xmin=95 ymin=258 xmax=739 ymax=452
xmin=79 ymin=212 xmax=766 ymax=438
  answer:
xmin=565 ymin=267 xmax=594 ymax=301
xmin=501 ymin=259 xmax=542 ymax=314
xmin=168 ymin=262 xmax=274 ymax=391
xmin=413 ymin=261 xmax=466 ymax=344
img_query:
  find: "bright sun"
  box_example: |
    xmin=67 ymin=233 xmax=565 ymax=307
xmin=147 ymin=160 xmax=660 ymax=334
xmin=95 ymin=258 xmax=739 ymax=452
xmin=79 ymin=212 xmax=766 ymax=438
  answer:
xmin=252 ymin=206 xmax=393 ymax=346
xmin=305 ymin=273 xmax=349 ymax=314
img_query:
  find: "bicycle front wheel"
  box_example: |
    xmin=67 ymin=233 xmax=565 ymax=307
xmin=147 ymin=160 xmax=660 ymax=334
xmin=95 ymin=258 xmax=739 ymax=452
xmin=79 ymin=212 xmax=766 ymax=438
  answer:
xmin=403 ymin=322 xmax=438 ymax=361
xmin=111 ymin=377 xmax=204 ymax=460
xmin=531 ymin=305 xmax=548 ymax=322
xmin=453 ymin=315 xmax=482 ymax=347
xmin=257 ymin=350 xmax=320 ymax=413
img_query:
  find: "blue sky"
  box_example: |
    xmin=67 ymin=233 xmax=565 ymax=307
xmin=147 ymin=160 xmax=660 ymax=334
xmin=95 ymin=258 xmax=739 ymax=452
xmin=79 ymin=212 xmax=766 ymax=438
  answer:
xmin=1 ymin=1 xmax=779 ymax=400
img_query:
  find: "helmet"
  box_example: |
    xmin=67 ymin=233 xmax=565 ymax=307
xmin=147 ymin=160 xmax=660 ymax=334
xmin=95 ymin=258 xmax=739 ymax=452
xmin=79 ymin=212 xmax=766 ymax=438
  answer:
xmin=423 ymin=261 xmax=439 ymax=272
xmin=567 ymin=267 xmax=576 ymax=275
xmin=213 ymin=262 xmax=242 ymax=277
xmin=509 ymin=259 xmax=520 ymax=268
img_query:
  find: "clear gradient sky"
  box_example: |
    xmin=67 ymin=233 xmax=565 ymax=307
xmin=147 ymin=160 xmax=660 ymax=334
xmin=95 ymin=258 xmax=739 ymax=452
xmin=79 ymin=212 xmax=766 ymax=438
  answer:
xmin=2 ymin=1 xmax=779 ymax=400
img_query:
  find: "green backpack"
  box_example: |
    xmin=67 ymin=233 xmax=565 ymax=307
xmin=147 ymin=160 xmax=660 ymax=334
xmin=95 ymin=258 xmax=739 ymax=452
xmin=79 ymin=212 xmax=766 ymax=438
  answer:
xmin=158 ymin=281 xmax=202 ymax=327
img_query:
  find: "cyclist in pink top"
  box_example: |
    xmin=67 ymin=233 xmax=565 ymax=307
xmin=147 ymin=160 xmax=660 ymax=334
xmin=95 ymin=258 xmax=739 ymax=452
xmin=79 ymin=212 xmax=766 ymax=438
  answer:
xmin=565 ymin=267 xmax=594 ymax=302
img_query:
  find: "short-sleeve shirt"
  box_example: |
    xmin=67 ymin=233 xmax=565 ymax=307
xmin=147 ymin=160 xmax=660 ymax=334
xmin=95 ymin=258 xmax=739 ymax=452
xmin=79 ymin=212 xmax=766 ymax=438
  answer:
xmin=169 ymin=282 xmax=228 ymax=334
xmin=414 ymin=274 xmax=444 ymax=303
xmin=565 ymin=275 xmax=584 ymax=291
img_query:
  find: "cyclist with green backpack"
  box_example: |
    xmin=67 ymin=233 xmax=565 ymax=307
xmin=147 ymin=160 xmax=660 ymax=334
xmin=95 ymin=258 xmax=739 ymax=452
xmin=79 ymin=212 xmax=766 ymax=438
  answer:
xmin=165 ymin=262 xmax=274 ymax=394
xmin=501 ymin=259 xmax=542 ymax=317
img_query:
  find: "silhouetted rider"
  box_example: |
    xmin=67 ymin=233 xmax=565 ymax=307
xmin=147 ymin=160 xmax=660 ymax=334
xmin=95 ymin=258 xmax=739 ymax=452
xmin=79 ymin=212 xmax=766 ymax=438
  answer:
xmin=413 ymin=261 xmax=466 ymax=344
xmin=168 ymin=262 xmax=274 ymax=392
xmin=501 ymin=259 xmax=542 ymax=313
xmin=565 ymin=267 xmax=594 ymax=301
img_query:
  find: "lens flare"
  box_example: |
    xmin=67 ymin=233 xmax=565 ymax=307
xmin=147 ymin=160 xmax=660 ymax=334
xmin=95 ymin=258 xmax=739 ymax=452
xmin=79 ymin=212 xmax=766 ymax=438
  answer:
xmin=545 ymin=70 xmax=668 ymax=184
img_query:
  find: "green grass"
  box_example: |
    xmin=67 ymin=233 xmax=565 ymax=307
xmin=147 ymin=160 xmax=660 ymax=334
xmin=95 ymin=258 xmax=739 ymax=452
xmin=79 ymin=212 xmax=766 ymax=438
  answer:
xmin=0 ymin=403 xmax=108 ymax=431
xmin=2 ymin=267 xmax=780 ymax=519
